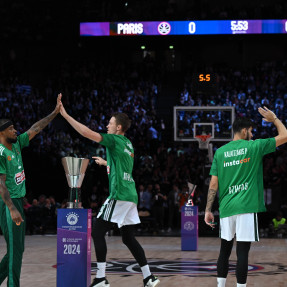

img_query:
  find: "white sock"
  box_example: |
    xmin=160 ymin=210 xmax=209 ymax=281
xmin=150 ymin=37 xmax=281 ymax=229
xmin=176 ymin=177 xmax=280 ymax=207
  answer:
xmin=141 ymin=265 xmax=151 ymax=279
xmin=217 ymin=277 xmax=226 ymax=287
xmin=96 ymin=262 xmax=106 ymax=278
xmin=237 ymin=284 xmax=246 ymax=287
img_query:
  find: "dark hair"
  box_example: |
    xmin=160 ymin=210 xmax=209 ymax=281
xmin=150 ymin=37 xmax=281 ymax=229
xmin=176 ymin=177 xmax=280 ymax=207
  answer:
xmin=0 ymin=119 xmax=10 ymax=126
xmin=232 ymin=117 xmax=253 ymax=134
xmin=112 ymin=112 xmax=131 ymax=132
xmin=0 ymin=119 xmax=13 ymax=132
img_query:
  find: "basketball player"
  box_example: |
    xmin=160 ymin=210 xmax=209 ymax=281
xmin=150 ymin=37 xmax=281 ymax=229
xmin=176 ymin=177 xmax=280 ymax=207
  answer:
xmin=59 ymin=94 xmax=160 ymax=287
xmin=0 ymin=94 xmax=61 ymax=286
xmin=204 ymin=106 xmax=287 ymax=287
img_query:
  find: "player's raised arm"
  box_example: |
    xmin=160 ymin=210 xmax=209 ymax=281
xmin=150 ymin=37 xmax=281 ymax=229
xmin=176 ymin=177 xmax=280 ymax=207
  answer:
xmin=59 ymin=95 xmax=103 ymax=143
xmin=26 ymin=93 xmax=61 ymax=140
xmin=258 ymin=106 xmax=287 ymax=147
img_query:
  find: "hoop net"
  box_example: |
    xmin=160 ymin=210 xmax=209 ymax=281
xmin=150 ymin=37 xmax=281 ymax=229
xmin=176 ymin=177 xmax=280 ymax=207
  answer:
xmin=195 ymin=135 xmax=212 ymax=150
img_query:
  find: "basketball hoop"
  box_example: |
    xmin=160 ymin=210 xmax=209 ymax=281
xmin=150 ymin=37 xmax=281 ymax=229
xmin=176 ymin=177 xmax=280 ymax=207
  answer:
xmin=195 ymin=135 xmax=212 ymax=150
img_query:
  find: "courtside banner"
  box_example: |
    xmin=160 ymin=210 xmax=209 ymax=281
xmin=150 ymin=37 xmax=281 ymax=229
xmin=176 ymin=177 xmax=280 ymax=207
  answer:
xmin=181 ymin=205 xmax=198 ymax=251
xmin=80 ymin=19 xmax=287 ymax=36
xmin=57 ymin=209 xmax=92 ymax=287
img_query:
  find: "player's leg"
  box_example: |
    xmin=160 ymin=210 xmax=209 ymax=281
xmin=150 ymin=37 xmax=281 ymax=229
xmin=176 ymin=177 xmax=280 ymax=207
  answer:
xmin=217 ymin=238 xmax=234 ymax=287
xmin=236 ymin=241 xmax=251 ymax=287
xmin=0 ymin=199 xmax=25 ymax=287
xmin=217 ymin=215 xmax=236 ymax=287
xmin=235 ymin=213 xmax=258 ymax=287
xmin=90 ymin=217 xmax=114 ymax=287
xmin=0 ymin=200 xmax=9 ymax=284
xmin=120 ymin=224 xmax=160 ymax=287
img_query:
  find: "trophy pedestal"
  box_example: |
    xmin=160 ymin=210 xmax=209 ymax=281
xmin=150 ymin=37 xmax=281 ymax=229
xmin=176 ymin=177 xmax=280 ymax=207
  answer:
xmin=181 ymin=205 xmax=198 ymax=251
xmin=57 ymin=209 xmax=92 ymax=287
xmin=57 ymin=157 xmax=91 ymax=286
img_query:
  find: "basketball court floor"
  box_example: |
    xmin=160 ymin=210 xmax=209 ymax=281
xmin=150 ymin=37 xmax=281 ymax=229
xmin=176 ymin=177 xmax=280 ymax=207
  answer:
xmin=0 ymin=235 xmax=286 ymax=287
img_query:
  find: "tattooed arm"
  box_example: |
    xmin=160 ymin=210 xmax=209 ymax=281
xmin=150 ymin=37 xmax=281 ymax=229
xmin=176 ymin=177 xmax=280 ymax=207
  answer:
xmin=204 ymin=175 xmax=218 ymax=227
xmin=26 ymin=94 xmax=62 ymax=141
xmin=0 ymin=174 xmax=23 ymax=224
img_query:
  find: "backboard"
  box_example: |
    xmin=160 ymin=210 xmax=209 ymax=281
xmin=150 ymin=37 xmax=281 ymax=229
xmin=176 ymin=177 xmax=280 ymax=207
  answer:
xmin=174 ymin=106 xmax=235 ymax=142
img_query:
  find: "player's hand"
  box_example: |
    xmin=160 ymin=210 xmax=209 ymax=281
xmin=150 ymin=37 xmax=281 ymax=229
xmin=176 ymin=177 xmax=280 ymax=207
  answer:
xmin=55 ymin=93 xmax=62 ymax=114
xmin=58 ymin=95 xmax=68 ymax=118
xmin=92 ymin=156 xmax=107 ymax=166
xmin=204 ymin=211 xmax=215 ymax=228
xmin=258 ymin=106 xmax=277 ymax=123
xmin=9 ymin=207 xmax=24 ymax=226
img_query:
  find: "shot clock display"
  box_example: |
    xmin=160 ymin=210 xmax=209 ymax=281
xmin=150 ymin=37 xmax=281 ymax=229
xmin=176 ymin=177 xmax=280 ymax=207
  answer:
xmin=198 ymin=74 xmax=211 ymax=82
xmin=192 ymin=73 xmax=218 ymax=95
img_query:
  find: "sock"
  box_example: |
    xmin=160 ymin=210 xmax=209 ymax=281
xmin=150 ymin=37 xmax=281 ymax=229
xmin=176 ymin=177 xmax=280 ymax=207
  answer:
xmin=237 ymin=284 xmax=246 ymax=287
xmin=96 ymin=262 xmax=106 ymax=278
xmin=217 ymin=277 xmax=226 ymax=287
xmin=141 ymin=265 xmax=152 ymax=279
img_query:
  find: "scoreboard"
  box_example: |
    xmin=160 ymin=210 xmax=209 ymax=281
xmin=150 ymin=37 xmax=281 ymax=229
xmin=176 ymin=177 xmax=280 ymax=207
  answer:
xmin=80 ymin=19 xmax=287 ymax=37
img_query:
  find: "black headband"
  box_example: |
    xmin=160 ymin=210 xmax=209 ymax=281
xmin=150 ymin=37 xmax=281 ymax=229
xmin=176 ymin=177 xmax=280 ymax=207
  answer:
xmin=0 ymin=120 xmax=13 ymax=132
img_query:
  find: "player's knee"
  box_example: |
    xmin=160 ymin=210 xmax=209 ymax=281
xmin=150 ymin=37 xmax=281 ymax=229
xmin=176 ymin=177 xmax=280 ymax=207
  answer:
xmin=122 ymin=234 xmax=131 ymax=246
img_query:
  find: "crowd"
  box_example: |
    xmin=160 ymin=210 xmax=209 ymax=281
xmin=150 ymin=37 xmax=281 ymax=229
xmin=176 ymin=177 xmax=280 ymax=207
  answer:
xmin=1 ymin=51 xmax=287 ymax=237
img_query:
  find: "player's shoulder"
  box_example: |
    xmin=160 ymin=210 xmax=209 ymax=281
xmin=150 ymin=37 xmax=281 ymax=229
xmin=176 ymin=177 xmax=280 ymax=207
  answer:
xmin=0 ymin=145 xmax=6 ymax=157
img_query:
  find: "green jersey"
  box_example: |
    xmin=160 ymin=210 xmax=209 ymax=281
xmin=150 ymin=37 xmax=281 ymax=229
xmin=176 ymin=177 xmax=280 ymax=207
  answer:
xmin=100 ymin=133 xmax=138 ymax=204
xmin=0 ymin=133 xmax=29 ymax=198
xmin=210 ymin=138 xmax=276 ymax=218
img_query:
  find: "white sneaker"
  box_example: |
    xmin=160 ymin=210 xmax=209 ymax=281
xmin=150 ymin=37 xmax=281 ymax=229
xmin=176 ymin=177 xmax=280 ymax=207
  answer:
xmin=90 ymin=277 xmax=110 ymax=287
xmin=143 ymin=274 xmax=160 ymax=287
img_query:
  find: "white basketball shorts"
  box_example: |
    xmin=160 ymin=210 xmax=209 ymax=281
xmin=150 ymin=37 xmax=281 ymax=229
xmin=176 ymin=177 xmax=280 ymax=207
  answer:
xmin=220 ymin=213 xmax=259 ymax=242
xmin=97 ymin=198 xmax=141 ymax=228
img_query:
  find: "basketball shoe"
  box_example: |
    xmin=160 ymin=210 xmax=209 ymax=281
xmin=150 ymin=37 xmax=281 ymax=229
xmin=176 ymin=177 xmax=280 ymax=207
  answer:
xmin=89 ymin=277 xmax=110 ymax=287
xmin=143 ymin=274 xmax=160 ymax=287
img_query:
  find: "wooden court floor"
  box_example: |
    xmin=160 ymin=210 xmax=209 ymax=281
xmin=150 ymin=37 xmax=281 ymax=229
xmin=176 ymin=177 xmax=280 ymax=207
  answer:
xmin=0 ymin=235 xmax=286 ymax=287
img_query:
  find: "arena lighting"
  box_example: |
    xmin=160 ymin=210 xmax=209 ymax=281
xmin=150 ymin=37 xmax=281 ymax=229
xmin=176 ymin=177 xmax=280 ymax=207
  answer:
xmin=80 ymin=19 xmax=287 ymax=36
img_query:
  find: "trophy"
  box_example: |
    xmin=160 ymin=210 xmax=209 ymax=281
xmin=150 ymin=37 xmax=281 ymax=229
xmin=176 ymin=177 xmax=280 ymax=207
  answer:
xmin=62 ymin=157 xmax=89 ymax=208
xmin=186 ymin=182 xmax=197 ymax=206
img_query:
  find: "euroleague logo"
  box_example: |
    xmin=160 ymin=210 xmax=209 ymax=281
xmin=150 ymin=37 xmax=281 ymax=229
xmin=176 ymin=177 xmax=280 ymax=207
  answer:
xmin=184 ymin=221 xmax=195 ymax=231
xmin=66 ymin=212 xmax=79 ymax=226
xmin=158 ymin=22 xmax=171 ymax=35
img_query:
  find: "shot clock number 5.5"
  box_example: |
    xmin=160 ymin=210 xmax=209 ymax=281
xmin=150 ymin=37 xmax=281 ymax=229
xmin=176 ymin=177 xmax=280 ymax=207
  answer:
xmin=199 ymin=74 xmax=211 ymax=82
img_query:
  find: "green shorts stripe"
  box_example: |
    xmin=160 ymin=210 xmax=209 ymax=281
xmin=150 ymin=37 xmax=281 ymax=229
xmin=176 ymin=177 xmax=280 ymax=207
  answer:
xmin=107 ymin=200 xmax=116 ymax=221
xmin=254 ymin=213 xmax=258 ymax=241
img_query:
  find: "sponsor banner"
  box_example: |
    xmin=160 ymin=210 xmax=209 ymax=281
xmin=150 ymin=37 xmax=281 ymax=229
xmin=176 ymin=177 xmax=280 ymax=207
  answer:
xmin=57 ymin=209 xmax=91 ymax=287
xmin=181 ymin=205 xmax=198 ymax=251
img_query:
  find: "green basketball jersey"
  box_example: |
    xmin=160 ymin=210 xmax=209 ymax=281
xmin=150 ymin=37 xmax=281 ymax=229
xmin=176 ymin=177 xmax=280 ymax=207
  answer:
xmin=0 ymin=133 xmax=29 ymax=198
xmin=210 ymin=138 xmax=276 ymax=218
xmin=100 ymin=133 xmax=138 ymax=204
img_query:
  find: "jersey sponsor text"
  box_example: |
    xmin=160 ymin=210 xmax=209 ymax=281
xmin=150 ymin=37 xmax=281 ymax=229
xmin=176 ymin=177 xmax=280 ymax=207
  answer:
xmin=224 ymin=157 xmax=250 ymax=167
xmin=124 ymin=148 xmax=134 ymax=158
